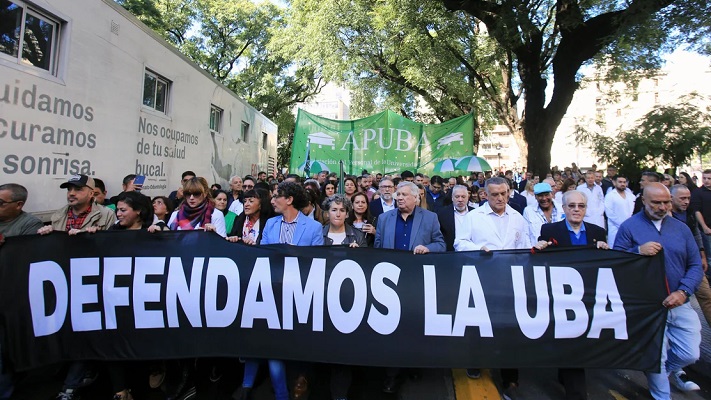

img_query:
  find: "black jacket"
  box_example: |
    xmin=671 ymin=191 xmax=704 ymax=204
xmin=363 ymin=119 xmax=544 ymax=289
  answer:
xmin=321 ymin=224 xmax=368 ymax=247
xmin=539 ymin=220 xmax=607 ymax=247
xmin=437 ymin=205 xmax=474 ymax=251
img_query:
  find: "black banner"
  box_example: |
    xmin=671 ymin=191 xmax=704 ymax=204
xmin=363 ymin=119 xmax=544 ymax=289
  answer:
xmin=0 ymin=231 xmax=666 ymax=372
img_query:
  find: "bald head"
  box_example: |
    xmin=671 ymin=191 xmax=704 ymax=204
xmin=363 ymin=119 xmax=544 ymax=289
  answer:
xmin=642 ymin=182 xmax=671 ymax=221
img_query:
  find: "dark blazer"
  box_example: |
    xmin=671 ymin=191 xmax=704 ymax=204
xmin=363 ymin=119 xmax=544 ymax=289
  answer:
xmin=321 ymin=224 xmax=368 ymax=247
xmin=508 ymin=192 xmax=527 ymax=215
xmin=370 ymin=198 xmax=395 ymax=219
xmin=228 ymin=213 xmax=265 ymax=245
xmin=425 ymin=190 xmax=446 ymax=213
xmin=517 ymin=179 xmax=528 ymax=193
xmin=437 ymin=205 xmax=474 ymax=251
xmin=539 ymin=220 xmax=607 ymax=246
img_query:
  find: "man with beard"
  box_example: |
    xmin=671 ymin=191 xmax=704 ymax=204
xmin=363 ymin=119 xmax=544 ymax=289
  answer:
xmin=604 ymin=175 xmax=635 ymax=246
xmin=615 ymin=183 xmax=703 ymax=398
xmin=369 ymin=178 xmax=396 ymax=218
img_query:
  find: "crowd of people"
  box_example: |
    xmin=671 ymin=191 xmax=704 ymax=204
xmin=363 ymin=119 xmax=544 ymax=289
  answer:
xmin=0 ymin=163 xmax=709 ymax=400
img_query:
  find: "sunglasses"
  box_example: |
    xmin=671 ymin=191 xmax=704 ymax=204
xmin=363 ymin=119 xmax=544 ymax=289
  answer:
xmin=184 ymin=191 xmax=204 ymax=198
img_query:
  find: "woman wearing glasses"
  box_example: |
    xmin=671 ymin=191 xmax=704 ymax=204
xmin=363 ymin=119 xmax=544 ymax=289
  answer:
xmin=149 ymin=177 xmax=226 ymax=237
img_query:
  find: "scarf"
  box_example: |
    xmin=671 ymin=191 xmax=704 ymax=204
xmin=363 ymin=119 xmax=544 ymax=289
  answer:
xmin=170 ymin=200 xmax=214 ymax=231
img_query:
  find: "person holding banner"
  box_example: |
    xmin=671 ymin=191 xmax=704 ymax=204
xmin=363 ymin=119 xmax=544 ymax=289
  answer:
xmin=614 ymin=182 xmax=703 ymax=399
xmin=37 ymin=175 xmax=116 ymax=236
xmin=536 ymin=190 xmax=609 ymax=400
xmin=226 ymin=189 xmax=274 ymax=244
xmin=258 ymin=181 xmax=323 ymax=399
xmin=374 ymin=181 xmax=445 ymax=394
xmin=151 ymin=177 xmax=226 ymax=236
xmin=453 ymin=176 xmax=530 ymax=400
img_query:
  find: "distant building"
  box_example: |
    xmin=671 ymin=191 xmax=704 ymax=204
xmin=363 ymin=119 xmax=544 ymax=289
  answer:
xmin=295 ymin=83 xmax=350 ymax=120
xmin=551 ymin=53 xmax=711 ymax=170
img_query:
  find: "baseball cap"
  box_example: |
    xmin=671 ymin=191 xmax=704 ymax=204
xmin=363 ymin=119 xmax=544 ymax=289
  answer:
xmin=533 ymin=182 xmax=552 ymax=195
xmin=60 ymin=174 xmax=96 ymax=190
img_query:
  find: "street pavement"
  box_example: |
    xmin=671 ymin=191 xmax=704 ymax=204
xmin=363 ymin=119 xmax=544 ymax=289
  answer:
xmin=10 ymin=299 xmax=711 ymax=400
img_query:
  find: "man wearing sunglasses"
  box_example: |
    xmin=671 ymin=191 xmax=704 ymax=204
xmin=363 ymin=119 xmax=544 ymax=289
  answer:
xmin=535 ymin=190 xmax=608 ymax=400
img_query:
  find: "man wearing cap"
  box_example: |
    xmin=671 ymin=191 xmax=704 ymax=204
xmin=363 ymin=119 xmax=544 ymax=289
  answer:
xmin=522 ymin=182 xmax=565 ymax=245
xmin=38 ymin=175 xmax=116 ymax=235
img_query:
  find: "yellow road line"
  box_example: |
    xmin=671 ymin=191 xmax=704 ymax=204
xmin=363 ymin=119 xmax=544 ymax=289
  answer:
xmin=452 ymin=369 xmax=500 ymax=399
xmin=608 ymin=389 xmax=629 ymax=400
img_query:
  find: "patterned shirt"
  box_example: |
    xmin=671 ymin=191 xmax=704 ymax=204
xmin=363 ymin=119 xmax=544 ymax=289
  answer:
xmin=279 ymin=214 xmax=299 ymax=244
xmin=65 ymin=204 xmax=93 ymax=231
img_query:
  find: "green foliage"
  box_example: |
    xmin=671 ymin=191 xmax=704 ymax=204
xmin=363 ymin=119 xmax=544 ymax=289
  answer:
xmin=275 ymin=0 xmax=499 ymax=131
xmin=578 ymin=95 xmax=711 ymax=176
xmin=116 ymin=0 xmax=325 ymax=170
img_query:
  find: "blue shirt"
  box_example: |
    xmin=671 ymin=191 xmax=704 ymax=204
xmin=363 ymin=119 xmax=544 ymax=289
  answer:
xmin=565 ymin=219 xmax=587 ymax=246
xmin=614 ymin=211 xmax=703 ymax=294
xmin=394 ymin=211 xmax=415 ymax=250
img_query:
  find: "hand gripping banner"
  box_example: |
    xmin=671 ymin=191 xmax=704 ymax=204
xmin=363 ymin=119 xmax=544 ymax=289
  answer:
xmin=0 ymin=231 xmax=666 ymax=372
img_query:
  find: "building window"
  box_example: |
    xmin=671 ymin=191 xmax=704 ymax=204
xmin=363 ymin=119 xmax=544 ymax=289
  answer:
xmin=241 ymin=121 xmax=250 ymax=142
xmin=143 ymin=70 xmax=170 ymax=113
xmin=262 ymin=132 xmax=268 ymax=150
xmin=209 ymin=105 xmax=222 ymax=133
xmin=0 ymin=0 xmax=61 ymax=74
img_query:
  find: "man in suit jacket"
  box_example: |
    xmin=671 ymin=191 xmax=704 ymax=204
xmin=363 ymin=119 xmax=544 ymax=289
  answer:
xmin=261 ymin=181 xmax=323 ymax=246
xmin=374 ymin=180 xmax=445 ymax=394
xmin=369 ymin=178 xmax=396 ymax=219
xmin=437 ymin=185 xmax=473 ymax=251
xmin=374 ymin=181 xmax=445 ymax=253
xmin=535 ymin=190 xmax=609 ymax=400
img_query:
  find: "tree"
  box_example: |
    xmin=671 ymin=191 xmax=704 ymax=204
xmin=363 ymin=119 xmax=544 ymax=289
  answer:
xmin=577 ymin=95 xmax=711 ymax=177
xmin=275 ymin=0 xmax=502 ymax=146
xmin=116 ymin=0 xmax=325 ymax=169
xmin=279 ymin=0 xmax=705 ymax=177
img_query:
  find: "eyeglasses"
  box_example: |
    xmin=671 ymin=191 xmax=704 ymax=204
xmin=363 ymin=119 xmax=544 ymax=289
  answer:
xmin=243 ymin=184 xmax=254 ymax=189
xmin=565 ymin=203 xmax=586 ymax=209
xmin=271 ymin=194 xmax=284 ymax=199
xmin=184 ymin=191 xmax=204 ymax=198
xmin=379 ymin=185 xmax=394 ymax=189
xmin=0 ymin=199 xmax=19 ymax=207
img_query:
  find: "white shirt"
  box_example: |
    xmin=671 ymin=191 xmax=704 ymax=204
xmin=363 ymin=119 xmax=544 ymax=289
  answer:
xmin=381 ymin=198 xmax=396 ymax=213
xmin=228 ymin=199 xmax=243 ymax=216
xmin=604 ymin=188 xmax=634 ymax=247
xmin=454 ymin=203 xmax=530 ymax=251
xmin=522 ymin=191 xmax=537 ymax=208
xmin=576 ymin=183 xmax=605 ymax=228
xmin=522 ymin=202 xmax=565 ymax=245
xmin=454 ymin=207 xmax=469 ymax=237
xmin=167 ymin=209 xmax=226 ymax=237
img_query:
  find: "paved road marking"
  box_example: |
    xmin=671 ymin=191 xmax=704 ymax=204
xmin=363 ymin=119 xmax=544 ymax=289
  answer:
xmin=452 ymin=369 xmax=500 ymax=399
xmin=608 ymin=389 xmax=629 ymax=400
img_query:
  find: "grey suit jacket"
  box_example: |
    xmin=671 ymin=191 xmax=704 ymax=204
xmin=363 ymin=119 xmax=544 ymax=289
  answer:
xmin=374 ymin=206 xmax=446 ymax=252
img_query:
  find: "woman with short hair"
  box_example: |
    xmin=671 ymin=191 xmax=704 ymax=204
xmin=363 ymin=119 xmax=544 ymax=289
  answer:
xmin=322 ymin=194 xmax=367 ymax=247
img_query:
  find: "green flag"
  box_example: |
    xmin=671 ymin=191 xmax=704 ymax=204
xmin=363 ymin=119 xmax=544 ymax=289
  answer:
xmin=290 ymin=110 xmax=474 ymax=176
